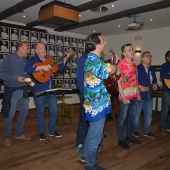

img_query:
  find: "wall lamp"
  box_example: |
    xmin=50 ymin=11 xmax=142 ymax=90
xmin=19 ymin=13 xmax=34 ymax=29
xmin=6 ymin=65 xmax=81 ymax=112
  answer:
xmin=135 ymin=50 xmax=141 ymax=54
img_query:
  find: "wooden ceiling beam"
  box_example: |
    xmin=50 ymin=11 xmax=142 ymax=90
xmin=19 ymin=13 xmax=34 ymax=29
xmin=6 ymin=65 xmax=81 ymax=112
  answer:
xmin=55 ymin=0 xmax=170 ymax=32
xmin=0 ymin=0 xmax=45 ymax=20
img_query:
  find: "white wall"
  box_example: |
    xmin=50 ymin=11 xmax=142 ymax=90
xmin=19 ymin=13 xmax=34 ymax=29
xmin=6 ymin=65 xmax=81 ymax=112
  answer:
xmin=103 ymin=26 xmax=170 ymax=111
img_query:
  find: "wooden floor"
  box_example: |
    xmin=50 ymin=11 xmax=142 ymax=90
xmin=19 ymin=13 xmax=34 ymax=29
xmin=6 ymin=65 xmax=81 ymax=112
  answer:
xmin=0 ymin=104 xmax=170 ymax=170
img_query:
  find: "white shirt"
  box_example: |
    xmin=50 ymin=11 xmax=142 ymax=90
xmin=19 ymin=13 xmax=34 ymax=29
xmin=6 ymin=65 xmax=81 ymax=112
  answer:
xmin=31 ymin=36 xmax=38 ymax=42
xmin=50 ymin=38 xmax=55 ymax=44
xmin=11 ymin=33 xmax=18 ymax=40
xmin=64 ymin=73 xmax=70 ymax=78
xmin=58 ymin=51 xmax=63 ymax=57
xmin=71 ymin=73 xmax=76 ymax=78
xmin=1 ymin=45 xmax=9 ymax=52
xmin=49 ymin=50 xmax=55 ymax=56
xmin=31 ymin=48 xmax=35 ymax=54
xmin=12 ymin=46 xmax=16 ymax=53
xmin=71 ymin=83 xmax=77 ymax=89
xmin=65 ymin=83 xmax=70 ymax=89
xmin=64 ymin=41 xmax=69 ymax=46
xmin=1 ymin=32 xmax=8 ymax=39
xmin=41 ymin=37 xmax=47 ymax=44
xmin=71 ymin=62 xmax=77 ymax=68
xmin=21 ymin=35 xmax=28 ymax=41
xmin=57 ymin=40 xmax=63 ymax=46
xmin=78 ymin=42 xmax=84 ymax=48
xmin=72 ymin=42 xmax=77 ymax=47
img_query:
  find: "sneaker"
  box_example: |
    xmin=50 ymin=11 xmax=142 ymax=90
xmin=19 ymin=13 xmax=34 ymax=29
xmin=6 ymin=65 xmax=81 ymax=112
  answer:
xmin=81 ymin=156 xmax=86 ymax=163
xmin=132 ymin=131 xmax=140 ymax=138
xmin=118 ymin=140 xmax=130 ymax=150
xmin=49 ymin=131 xmax=62 ymax=138
xmin=4 ymin=138 xmax=12 ymax=147
xmin=143 ymin=132 xmax=156 ymax=139
xmin=15 ymin=134 xmax=31 ymax=141
xmin=75 ymin=144 xmax=83 ymax=156
xmin=39 ymin=134 xmax=46 ymax=141
xmin=160 ymin=129 xmax=167 ymax=135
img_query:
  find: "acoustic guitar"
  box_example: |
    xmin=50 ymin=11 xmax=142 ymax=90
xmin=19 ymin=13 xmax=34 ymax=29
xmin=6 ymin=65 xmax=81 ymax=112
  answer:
xmin=164 ymin=78 xmax=170 ymax=89
xmin=103 ymin=49 xmax=119 ymax=94
xmin=32 ymin=48 xmax=74 ymax=83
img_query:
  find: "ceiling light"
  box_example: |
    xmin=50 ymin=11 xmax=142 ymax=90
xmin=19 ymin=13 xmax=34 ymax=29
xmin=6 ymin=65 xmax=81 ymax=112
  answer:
xmin=93 ymin=30 xmax=96 ymax=33
xmin=79 ymin=14 xmax=81 ymax=17
xmin=150 ymin=18 xmax=153 ymax=21
xmin=23 ymin=15 xmax=26 ymax=18
xmin=118 ymin=25 xmax=120 ymax=27
xmin=112 ymin=4 xmax=115 ymax=7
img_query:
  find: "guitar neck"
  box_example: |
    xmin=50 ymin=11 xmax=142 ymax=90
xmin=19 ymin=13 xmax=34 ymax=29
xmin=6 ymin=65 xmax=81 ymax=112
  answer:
xmin=50 ymin=54 xmax=66 ymax=67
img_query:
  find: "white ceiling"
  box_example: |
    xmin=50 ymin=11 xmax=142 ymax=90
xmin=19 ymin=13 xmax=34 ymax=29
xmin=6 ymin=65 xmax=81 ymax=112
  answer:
xmin=0 ymin=0 xmax=170 ymax=36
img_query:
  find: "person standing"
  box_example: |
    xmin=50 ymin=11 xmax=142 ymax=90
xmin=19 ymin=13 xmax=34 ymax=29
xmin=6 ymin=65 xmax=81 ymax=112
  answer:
xmin=0 ymin=41 xmax=31 ymax=147
xmin=159 ymin=50 xmax=170 ymax=135
xmin=25 ymin=42 xmax=70 ymax=141
xmin=82 ymin=33 xmax=119 ymax=170
xmin=117 ymin=43 xmax=141 ymax=150
xmin=133 ymin=51 xmax=157 ymax=139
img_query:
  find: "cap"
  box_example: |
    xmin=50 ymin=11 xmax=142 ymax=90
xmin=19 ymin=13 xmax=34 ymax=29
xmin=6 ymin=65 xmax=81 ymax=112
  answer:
xmin=2 ymin=27 xmax=6 ymax=31
xmin=2 ymin=41 xmax=6 ymax=44
xmin=14 ymin=29 xmax=18 ymax=33
xmin=23 ymin=31 xmax=27 ymax=34
xmin=51 ymin=35 xmax=54 ymax=38
xmin=13 ymin=42 xmax=17 ymax=45
xmin=50 ymin=46 xmax=54 ymax=49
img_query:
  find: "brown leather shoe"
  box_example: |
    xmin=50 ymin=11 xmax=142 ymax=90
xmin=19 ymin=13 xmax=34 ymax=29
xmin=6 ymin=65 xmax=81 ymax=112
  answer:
xmin=4 ymin=139 xmax=12 ymax=147
xmin=160 ymin=129 xmax=167 ymax=135
xmin=15 ymin=134 xmax=31 ymax=141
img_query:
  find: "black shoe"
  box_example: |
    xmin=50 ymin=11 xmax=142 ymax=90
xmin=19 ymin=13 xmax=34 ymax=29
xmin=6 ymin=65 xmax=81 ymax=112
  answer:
xmin=39 ymin=134 xmax=46 ymax=141
xmin=118 ymin=140 xmax=130 ymax=150
xmin=49 ymin=131 xmax=62 ymax=138
xmin=126 ymin=136 xmax=141 ymax=144
xmin=107 ymin=114 xmax=114 ymax=121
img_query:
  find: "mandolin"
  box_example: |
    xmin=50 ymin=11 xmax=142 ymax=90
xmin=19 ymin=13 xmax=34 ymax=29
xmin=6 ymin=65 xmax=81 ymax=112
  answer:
xmin=32 ymin=48 xmax=74 ymax=83
xmin=103 ymin=49 xmax=119 ymax=94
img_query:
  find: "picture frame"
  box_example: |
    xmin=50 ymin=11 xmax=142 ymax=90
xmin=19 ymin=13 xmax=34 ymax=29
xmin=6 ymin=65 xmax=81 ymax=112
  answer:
xmin=0 ymin=40 xmax=9 ymax=53
xmin=0 ymin=26 xmax=9 ymax=39
xmin=10 ymin=28 xmax=20 ymax=41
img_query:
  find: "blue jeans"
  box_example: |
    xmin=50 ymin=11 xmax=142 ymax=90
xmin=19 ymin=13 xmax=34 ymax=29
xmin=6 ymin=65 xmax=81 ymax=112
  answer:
xmin=83 ymin=117 xmax=106 ymax=167
xmin=3 ymin=90 xmax=28 ymax=139
xmin=117 ymin=98 xmax=137 ymax=140
xmin=159 ymin=92 xmax=170 ymax=130
xmin=76 ymin=94 xmax=89 ymax=146
xmin=34 ymin=93 xmax=57 ymax=135
xmin=133 ymin=99 xmax=153 ymax=134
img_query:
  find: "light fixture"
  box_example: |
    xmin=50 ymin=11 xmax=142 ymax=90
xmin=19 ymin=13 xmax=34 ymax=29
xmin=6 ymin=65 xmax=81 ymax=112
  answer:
xmin=150 ymin=18 xmax=153 ymax=21
xmin=79 ymin=14 xmax=81 ymax=17
xmin=23 ymin=15 xmax=26 ymax=18
xmin=118 ymin=25 xmax=120 ymax=27
xmin=112 ymin=4 xmax=115 ymax=7
xmin=135 ymin=50 xmax=141 ymax=54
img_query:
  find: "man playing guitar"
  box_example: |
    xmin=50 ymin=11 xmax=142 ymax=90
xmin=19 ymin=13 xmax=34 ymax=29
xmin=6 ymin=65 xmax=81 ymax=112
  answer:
xmin=25 ymin=42 xmax=70 ymax=141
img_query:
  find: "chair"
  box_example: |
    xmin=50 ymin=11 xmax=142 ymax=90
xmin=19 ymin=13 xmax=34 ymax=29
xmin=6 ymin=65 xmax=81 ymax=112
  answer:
xmin=55 ymin=84 xmax=74 ymax=126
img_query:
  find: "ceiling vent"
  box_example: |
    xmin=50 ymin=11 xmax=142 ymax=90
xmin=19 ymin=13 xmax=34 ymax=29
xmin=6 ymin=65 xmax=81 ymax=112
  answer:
xmin=128 ymin=14 xmax=144 ymax=30
xmin=90 ymin=6 xmax=108 ymax=13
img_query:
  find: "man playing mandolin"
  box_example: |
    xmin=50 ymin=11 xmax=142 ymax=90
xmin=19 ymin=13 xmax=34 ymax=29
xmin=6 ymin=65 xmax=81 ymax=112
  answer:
xmin=25 ymin=42 xmax=70 ymax=141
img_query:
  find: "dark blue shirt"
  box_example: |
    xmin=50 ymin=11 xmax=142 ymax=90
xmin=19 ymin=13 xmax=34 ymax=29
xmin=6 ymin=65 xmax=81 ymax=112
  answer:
xmin=25 ymin=56 xmax=65 ymax=93
xmin=76 ymin=53 xmax=88 ymax=95
xmin=0 ymin=53 xmax=28 ymax=87
xmin=160 ymin=62 xmax=170 ymax=93
xmin=137 ymin=63 xmax=157 ymax=100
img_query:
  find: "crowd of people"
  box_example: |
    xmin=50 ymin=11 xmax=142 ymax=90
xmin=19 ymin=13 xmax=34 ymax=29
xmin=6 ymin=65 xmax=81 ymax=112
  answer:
xmin=0 ymin=32 xmax=170 ymax=170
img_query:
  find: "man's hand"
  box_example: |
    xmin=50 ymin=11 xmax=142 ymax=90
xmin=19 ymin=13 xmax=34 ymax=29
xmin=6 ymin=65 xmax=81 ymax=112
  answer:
xmin=122 ymin=97 xmax=130 ymax=104
xmin=139 ymin=85 xmax=149 ymax=92
xmin=152 ymin=84 xmax=158 ymax=90
xmin=137 ymin=93 xmax=141 ymax=101
xmin=17 ymin=76 xmax=25 ymax=83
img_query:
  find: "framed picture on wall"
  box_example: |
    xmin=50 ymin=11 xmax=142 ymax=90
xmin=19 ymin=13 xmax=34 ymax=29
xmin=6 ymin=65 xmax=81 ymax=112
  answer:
xmin=71 ymin=79 xmax=77 ymax=89
xmin=49 ymin=34 xmax=56 ymax=45
xmin=71 ymin=38 xmax=77 ymax=47
xmin=64 ymin=37 xmax=70 ymax=46
xmin=31 ymin=43 xmax=35 ymax=55
xmin=0 ymin=26 xmax=9 ymax=39
xmin=40 ymin=32 xmax=48 ymax=44
xmin=56 ymin=36 xmax=63 ymax=46
xmin=64 ymin=69 xmax=70 ymax=78
xmin=21 ymin=29 xmax=30 ymax=42
xmin=78 ymin=49 xmax=84 ymax=58
xmin=56 ymin=79 xmax=63 ymax=85
xmin=0 ymin=40 xmax=9 ymax=53
xmin=57 ymin=46 xmax=64 ymax=57
xmin=64 ymin=79 xmax=70 ymax=89
xmin=71 ymin=69 xmax=76 ymax=78
xmin=31 ymin=31 xmax=39 ymax=42
xmin=10 ymin=28 xmax=20 ymax=41
xmin=78 ymin=39 xmax=84 ymax=48
xmin=49 ymin=45 xmax=56 ymax=56
xmin=10 ymin=41 xmax=17 ymax=53
xmin=71 ymin=58 xmax=77 ymax=68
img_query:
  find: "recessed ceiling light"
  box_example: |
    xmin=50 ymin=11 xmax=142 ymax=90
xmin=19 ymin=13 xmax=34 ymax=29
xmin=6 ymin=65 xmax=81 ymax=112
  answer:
xmin=118 ymin=25 xmax=120 ymax=27
xmin=150 ymin=18 xmax=153 ymax=21
xmin=23 ymin=15 xmax=26 ymax=18
xmin=93 ymin=30 xmax=96 ymax=33
xmin=112 ymin=4 xmax=115 ymax=7
xmin=79 ymin=14 xmax=81 ymax=17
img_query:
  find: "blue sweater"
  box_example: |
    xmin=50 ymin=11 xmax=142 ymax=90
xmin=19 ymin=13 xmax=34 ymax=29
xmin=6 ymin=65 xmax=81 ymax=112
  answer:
xmin=0 ymin=53 xmax=28 ymax=87
xmin=76 ymin=53 xmax=88 ymax=95
xmin=137 ymin=63 xmax=157 ymax=100
xmin=25 ymin=56 xmax=65 ymax=93
xmin=160 ymin=62 xmax=170 ymax=93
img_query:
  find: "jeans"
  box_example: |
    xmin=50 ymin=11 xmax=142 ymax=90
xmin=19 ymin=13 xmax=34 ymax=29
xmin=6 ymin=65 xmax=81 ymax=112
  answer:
xmin=117 ymin=98 xmax=137 ymax=140
xmin=83 ymin=117 xmax=106 ymax=167
xmin=3 ymin=90 xmax=28 ymax=139
xmin=133 ymin=99 xmax=153 ymax=134
xmin=76 ymin=94 xmax=89 ymax=146
xmin=159 ymin=92 xmax=170 ymax=130
xmin=34 ymin=93 xmax=57 ymax=135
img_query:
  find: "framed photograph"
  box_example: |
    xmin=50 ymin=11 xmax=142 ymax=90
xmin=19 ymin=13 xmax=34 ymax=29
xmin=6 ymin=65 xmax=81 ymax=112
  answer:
xmin=0 ymin=53 xmax=8 ymax=63
xmin=0 ymin=26 xmax=9 ymax=39
xmin=57 ymin=46 xmax=64 ymax=57
xmin=71 ymin=38 xmax=77 ymax=47
xmin=64 ymin=69 xmax=70 ymax=78
xmin=10 ymin=41 xmax=17 ymax=53
xmin=56 ymin=79 xmax=63 ymax=85
xmin=71 ymin=69 xmax=76 ymax=78
xmin=78 ymin=39 xmax=84 ymax=48
xmin=64 ymin=79 xmax=70 ymax=89
xmin=64 ymin=37 xmax=70 ymax=46
xmin=49 ymin=45 xmax=56 ymax=56
xmin=71 ymin=58 xmax=77 ymax=68
xmin=10 ymin=28 xmax=20 ymax=40
xmin=56 ymin=72 xmax=64 ymax=79
xmin=31 ymin=31 xmax=39 ymax=42
xmin=56 ymin=36 xmax=63 ymax=46
xmin=78 ymin=49 xmax=84 ymax=58
xmin=71 ymin=79 xmax=77 ymax=89
xmin=31 ymin=43 xmax=35 ymax=55
xmin=40 ymin=32 xmax=48 ymax=44
xmin=21 ymin=29 xmax=30 ymax=42
xmin=49 ymin=34 xmax=56 ymax=45
xmin=65 ymin=58 xmax=71 ymax=68
xmin=0 ymin=40 xmax=9 ymax=53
